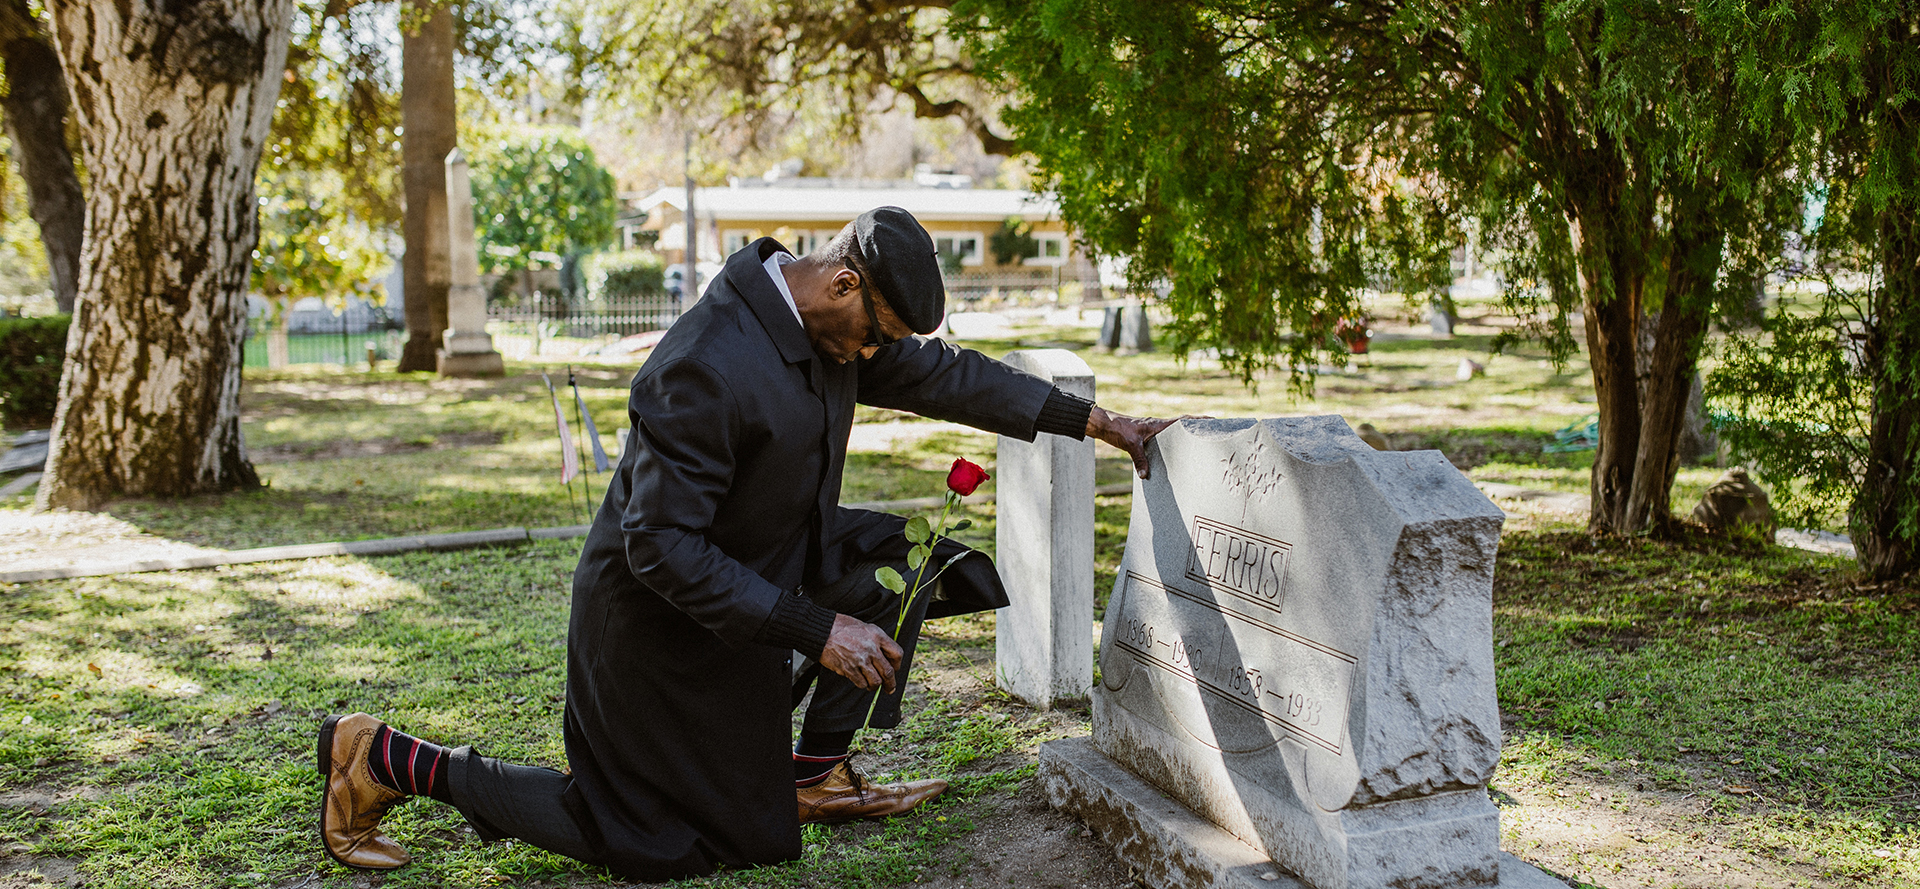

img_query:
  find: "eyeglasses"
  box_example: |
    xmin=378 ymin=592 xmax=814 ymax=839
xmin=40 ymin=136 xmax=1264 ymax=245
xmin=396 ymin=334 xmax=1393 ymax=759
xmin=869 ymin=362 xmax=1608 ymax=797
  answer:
xmin=851 ymin=269 xmax=899 ymax=349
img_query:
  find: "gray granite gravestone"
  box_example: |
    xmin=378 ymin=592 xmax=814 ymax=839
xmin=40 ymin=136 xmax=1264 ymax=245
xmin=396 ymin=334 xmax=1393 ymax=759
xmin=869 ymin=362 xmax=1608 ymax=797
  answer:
xmin=995 ymin=349 xmax=1096 ymax=708
xmin=1098 ymin=306 xmax=1124 ymax=350
xmin=1119 ymin=305 xmax=1154 ymax=353
xmin=1059 ymin=417 xmax=1514 ymax=889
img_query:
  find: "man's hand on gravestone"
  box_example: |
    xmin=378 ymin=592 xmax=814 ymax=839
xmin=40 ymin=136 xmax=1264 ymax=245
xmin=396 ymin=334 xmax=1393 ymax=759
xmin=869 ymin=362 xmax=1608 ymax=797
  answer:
xmin=1087 ymin=406 xmax=1183 ymax=479
xmin=819 ymin=614 xmax=903 ymax=693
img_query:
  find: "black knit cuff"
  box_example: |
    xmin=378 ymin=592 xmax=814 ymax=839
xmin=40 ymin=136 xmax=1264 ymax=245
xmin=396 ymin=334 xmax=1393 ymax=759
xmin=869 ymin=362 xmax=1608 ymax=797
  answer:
xmin=757 ymin=591 xmax=838 ymax=659
xmin=1035 ymin=388 xmax=1094 ymax=440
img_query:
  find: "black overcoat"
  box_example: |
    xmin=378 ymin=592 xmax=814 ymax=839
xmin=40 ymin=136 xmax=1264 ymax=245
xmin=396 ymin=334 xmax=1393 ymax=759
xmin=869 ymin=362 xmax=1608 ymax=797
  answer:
xmin=560 ymin=238 xmax=1060 ymax=880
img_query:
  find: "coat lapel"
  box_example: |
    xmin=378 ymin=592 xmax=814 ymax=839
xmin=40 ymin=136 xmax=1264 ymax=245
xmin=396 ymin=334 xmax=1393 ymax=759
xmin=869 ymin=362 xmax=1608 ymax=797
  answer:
xmin=727 ymin=238 xmax=817 ymax=380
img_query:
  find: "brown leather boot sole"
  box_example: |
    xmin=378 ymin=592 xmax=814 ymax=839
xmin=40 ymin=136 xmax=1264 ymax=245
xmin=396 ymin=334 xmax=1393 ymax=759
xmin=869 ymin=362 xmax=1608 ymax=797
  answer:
xmin=318 ymin=713 xmax=411 ymax=870
xmin=797 ymin=760 xmax=948 ymax=824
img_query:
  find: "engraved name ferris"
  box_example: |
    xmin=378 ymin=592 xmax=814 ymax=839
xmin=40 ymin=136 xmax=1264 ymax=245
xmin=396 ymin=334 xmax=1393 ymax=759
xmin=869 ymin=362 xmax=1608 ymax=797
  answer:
xmin=1186 ymin=516 xmax=1292 ymax=613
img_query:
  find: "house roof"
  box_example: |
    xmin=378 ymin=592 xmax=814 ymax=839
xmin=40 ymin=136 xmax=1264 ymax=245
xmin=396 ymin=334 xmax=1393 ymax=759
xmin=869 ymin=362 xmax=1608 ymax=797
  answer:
xmin=629 ymin=186 xmax=1060 ymax=224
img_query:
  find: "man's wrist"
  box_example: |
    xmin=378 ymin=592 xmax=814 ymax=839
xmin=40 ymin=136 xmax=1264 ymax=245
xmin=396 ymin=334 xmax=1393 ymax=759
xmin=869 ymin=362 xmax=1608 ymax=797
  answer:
xmin=755 ymin=591 xmax=838 ymax=659
xmin=1036 ymin=389 xmax=1095 ymax=440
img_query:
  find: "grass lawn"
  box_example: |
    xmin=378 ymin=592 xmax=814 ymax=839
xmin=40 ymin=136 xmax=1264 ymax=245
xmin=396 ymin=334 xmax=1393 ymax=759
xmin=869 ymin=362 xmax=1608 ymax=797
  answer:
xmin=1 ymin=309 xmax=1913 ymax=887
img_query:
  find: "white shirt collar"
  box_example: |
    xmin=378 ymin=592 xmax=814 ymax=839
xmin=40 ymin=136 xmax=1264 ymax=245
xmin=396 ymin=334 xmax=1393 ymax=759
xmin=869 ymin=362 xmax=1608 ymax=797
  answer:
xmin=762 ymin=251 xmax=803 ymax=327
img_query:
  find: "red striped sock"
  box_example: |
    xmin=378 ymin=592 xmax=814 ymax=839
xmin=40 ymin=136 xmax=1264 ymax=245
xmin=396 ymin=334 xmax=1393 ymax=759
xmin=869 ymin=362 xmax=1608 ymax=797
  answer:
xmin=367 ymin=725 xmax=453 ymax=803
xmin=794 ymin=752 xmax=847 ymax=788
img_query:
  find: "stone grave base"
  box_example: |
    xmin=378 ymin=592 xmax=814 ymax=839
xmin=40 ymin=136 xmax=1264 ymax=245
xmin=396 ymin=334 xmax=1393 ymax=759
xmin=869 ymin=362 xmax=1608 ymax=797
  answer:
xmin=1039 ymin=738 xmax=1568 ymax=889
xmin=436 ymin=349 xmax=505 ymax=377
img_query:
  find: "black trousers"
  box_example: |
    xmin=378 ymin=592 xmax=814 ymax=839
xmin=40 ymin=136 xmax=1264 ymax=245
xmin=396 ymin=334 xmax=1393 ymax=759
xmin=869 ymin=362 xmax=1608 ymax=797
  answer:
xmin=791 ymin=557 xmax=938 ymax=734
xmin=447 ymin=552 xmax=936 ymax=860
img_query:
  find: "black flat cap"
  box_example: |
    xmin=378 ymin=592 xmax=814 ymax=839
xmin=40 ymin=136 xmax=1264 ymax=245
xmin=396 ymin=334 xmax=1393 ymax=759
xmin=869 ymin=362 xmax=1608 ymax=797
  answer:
xmin=855 ymin=206 xmax=944 ymax=334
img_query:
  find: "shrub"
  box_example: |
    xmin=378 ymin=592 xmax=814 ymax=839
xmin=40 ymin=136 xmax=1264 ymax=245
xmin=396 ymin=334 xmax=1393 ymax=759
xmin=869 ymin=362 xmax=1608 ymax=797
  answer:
xmin=584 ymin=250 xmax=667 ymax=304
xmin=0 ymin=314 xmax=68 ymax=428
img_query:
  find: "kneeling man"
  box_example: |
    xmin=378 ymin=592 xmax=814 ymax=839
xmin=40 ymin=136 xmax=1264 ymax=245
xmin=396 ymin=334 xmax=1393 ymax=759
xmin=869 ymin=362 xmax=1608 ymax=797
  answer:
xmin=317 ymin=207 xmax=1170 ymax=880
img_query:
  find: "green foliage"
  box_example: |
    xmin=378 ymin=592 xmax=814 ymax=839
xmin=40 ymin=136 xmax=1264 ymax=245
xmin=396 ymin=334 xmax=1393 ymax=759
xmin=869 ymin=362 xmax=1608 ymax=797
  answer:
xmin=469 ymin=129 xmax=619 ymax=275
xmin=250 ymin=166 xmax=393 ymax=313
xmin=584 ymin=250 xmax=668 ymax=304
xmin=987 ymin=217 xmax=1037 ymax=266
xmin=964 ymin=0 xmax=1463 ymax=391
xmin=964 ymin=0 xmax=1797 ymax=392
xmin=269 ymin=4 xmax=403 ymax=235
xmin=1723 ymin=1 xmax=1920 ymax=575
xmin=0 ymin=136 xmax=51 ymax=301
xmin=0 ymin=314 xmax=68 ymax=427
xmin=1708 ymin=300 xmax=1868 ymax=531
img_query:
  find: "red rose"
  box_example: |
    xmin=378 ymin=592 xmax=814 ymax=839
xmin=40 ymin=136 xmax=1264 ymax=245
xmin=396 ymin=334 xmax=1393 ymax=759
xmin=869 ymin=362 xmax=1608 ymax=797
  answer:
xmin=946 ymin=458 xmax=990 ymax=496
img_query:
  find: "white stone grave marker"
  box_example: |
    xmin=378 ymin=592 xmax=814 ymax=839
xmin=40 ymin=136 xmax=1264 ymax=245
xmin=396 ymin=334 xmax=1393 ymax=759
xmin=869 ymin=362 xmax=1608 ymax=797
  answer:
xmin=1087 ymin=416 xmax=1509 ymax=889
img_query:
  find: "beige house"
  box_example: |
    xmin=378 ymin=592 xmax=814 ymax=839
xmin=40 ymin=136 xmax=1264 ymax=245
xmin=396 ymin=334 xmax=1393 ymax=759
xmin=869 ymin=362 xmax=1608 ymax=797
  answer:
xmin=626 ymin=183 xmax=1084 ymax=277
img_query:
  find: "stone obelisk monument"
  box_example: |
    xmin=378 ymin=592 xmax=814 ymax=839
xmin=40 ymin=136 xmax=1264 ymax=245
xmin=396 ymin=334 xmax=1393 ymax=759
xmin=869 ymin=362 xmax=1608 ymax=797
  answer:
xmin=437 ymin=147 xmax=505 ymax=377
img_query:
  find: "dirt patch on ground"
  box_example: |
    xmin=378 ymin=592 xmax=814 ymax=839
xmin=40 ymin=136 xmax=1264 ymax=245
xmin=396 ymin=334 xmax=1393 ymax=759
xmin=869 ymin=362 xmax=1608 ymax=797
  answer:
xmin=1494 ymin=765 xmax=1860 ymax=889
xmin=0 ymin=857 xmax=84 ymax=889
xmin=250 ymin=431 xmax=506 ymax=464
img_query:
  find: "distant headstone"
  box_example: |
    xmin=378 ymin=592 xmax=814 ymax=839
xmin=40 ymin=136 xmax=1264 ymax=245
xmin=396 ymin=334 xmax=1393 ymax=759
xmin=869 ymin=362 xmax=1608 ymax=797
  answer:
xmin=1097 ymin=306 xmax=1124 ymax=350
xmin=437 ymin=147 xmax=506 ymax=378
xmin=1119 ymin=306 xmax=1154 ymax=353
xmin=1047 ymin=417 xmax=1511 ymax=889
xmin=1456 ymin=358 xmax=1484 ymax=381
xmin=1430 ymin=299 xmax=1455 ymax=336
xmin=1677 ymin=373 xmax=1718 ymax=463
xmin=994 ymin=349 xmax=1096 ymax=708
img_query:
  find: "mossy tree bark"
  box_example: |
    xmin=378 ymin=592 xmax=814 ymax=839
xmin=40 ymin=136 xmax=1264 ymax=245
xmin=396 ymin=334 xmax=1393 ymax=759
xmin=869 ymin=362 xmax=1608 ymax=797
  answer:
xmin=397 ymin=3 xmax=455 ymax=373
xmin=0 ymin=0 xmax=85 ymax=315
xmin=35 ymin=0 xmax=291 ymax=510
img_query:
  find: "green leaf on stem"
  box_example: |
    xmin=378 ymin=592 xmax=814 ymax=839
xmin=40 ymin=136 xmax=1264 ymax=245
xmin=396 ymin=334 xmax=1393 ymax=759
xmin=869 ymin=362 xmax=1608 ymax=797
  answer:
xmin=908 ymin=544 xmax=930 ymax=570
xmin=875 ymin=566 xmax=907 ymax=594
xmin=951 ymin=519 xmax=972 ymax=532
xmin=905 ymin=516 xmax=932 ymax=544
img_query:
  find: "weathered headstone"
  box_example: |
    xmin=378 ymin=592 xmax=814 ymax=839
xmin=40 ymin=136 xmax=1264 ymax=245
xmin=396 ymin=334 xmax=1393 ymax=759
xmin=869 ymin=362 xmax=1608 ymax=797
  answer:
xmin=1043 ymin=417 xmax=1543 ymax=889
xmin=437 ymin=147 xmax=505 ymax=378
xmin=1097 ymin=306 xmax=1124 ymax=350
xmin=995 ymin=349 xmax=1096 ymax=708
xmin=1430 ymin=299 xmax=1455 ymax=336
xmin=1119 ymin=305 xmax=1154 ymax=353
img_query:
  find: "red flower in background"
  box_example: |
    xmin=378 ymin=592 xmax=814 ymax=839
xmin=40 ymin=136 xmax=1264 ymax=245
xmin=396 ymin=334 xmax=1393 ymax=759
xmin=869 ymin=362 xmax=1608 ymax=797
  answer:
xmin=946 ymin=458 xmax=989 ymax=496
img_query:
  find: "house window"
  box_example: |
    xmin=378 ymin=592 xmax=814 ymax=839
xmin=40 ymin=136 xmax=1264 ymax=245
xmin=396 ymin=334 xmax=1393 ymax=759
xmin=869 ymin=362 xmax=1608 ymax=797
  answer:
xmin=1031 ymin=234 xmax=1068 ymax=266
xmin=935 ymin=234 xmax=984 ymax=267
xmin=723 ymin=230 xmax=753 ymax=254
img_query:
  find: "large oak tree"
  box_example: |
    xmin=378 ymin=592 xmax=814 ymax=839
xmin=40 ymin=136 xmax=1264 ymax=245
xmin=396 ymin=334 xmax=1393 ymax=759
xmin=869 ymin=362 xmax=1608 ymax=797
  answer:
xmin=36 ymin=0 xmax=293 ymax=509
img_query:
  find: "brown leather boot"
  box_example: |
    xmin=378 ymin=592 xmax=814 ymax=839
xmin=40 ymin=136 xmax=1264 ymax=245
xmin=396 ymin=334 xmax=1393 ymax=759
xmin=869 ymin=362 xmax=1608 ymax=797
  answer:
xmin=797 ymin=759 xmax=947 ymax=824
xmin=318 ymin=713 xmax=411 ymax=869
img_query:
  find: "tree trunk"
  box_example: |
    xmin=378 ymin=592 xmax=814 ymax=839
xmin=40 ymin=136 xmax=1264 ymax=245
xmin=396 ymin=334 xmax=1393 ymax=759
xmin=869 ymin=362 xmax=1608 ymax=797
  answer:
xmin=1569 ymin=154 xmax=1650 ymax=536
xmin=1622 ymin=192 xmax=1721 ymax=534
xmin=0 ymin=0 xmax=84 ymax=315
xmin=397 ymin=4 xmax=455 ymax=373
xmin=35 ymin=0 xmax=290 ymax=510
xmin=1852 ymin=196 xmax=1920 ymax=580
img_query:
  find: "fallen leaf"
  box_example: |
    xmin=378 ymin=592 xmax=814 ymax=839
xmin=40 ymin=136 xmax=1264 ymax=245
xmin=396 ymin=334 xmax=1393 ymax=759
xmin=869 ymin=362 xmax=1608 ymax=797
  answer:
xmin=1726 ymin=785 xmax=1753 ymax=794
xmin=86 ymin=662 xmax=103 ymax=679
